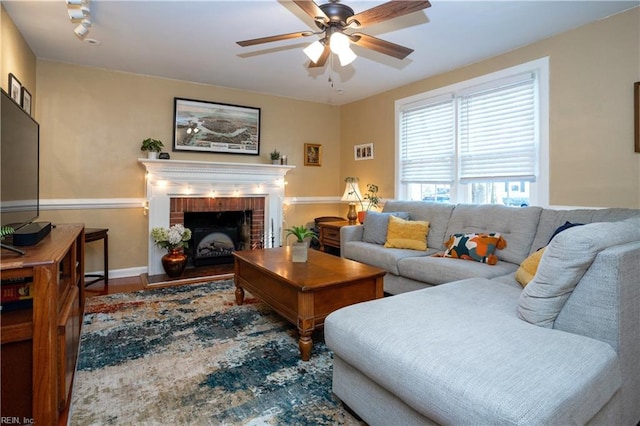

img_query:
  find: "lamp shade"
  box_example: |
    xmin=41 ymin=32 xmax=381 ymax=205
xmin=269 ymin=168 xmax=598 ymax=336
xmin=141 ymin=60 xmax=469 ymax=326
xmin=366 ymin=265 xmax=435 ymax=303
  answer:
xmin=303 ymin=40 xmax=325 ymax=64
xmin=338 ymin=46 xmax=357 ymax=66
xmin=341 ymin=181 xmax=363 ymax=203
xmin=330 ymin=32 xmax=350 ymax=55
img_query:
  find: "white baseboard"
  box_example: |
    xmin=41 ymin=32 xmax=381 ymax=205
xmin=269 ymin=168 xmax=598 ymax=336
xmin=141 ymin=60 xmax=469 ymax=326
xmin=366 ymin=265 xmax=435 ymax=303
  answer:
xmin=85 ymin=266 xmax=147 ymax=279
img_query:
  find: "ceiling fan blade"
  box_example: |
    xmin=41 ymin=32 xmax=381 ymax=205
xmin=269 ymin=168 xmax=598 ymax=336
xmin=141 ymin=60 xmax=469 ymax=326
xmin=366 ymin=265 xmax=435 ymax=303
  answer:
xmin=308 ymin=45 xmax=330 ymax=68
xmin=351 ymin=33 xmax=414 ymax=60
xmin=237 ymin=31 xmax=312 ymax=47
xmin=349 ymin=0 xmax=431 ymax=29
xmin=293 ymin=0 xmax=329 ymax=24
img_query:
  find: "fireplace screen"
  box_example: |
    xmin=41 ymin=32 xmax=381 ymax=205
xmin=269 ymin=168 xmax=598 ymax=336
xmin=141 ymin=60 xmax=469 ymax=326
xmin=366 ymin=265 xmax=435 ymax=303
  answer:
xmin=193 ymin=227 xmax=238 ymax=266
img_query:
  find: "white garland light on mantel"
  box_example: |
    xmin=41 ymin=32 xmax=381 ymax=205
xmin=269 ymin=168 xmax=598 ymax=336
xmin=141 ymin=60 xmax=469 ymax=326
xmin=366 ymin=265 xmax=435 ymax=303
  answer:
xmin=138 ymin=159 xmax=295 ymax=275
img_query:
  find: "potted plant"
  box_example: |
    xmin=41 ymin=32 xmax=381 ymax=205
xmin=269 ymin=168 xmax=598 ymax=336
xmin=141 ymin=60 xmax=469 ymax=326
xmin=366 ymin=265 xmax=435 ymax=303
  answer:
xmin=151 ymin=224 xmax=191 ymax=277
xmin=345 ymin=177 xmax=381 ymax=224
xmin=141 ymin=138 xmax=164 ymax=159
xmin=270 ymin=149 xmax=281 ymax=164
xmin=285 ymin=225 xmax=317 ymax=262
xmin=359 ymin=183 xmax=381 ymax=223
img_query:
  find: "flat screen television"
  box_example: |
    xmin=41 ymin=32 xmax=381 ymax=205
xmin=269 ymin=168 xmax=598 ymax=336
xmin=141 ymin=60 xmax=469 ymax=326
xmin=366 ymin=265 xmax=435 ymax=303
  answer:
xmin=1 ymin=88 xmax=40 ymax=231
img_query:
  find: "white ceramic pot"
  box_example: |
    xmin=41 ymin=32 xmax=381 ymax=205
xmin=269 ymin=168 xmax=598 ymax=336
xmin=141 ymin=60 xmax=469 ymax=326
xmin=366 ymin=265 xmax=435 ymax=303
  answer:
xmin=148 ymin=151 xmax=158 ymax=160
xmin=291 ymin=241 xmax=308 ymax=263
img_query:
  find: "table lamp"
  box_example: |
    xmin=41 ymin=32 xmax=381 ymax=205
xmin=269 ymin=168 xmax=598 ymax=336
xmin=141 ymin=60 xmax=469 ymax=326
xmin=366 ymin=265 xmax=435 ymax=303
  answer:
xmin=341 ymin=180 xmax=363 ymax=224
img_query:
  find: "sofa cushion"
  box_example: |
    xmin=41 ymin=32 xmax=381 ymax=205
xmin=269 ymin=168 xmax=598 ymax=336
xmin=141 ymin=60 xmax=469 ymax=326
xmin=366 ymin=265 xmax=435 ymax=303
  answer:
xmin=548 ymin=221 xmax=584 ymax=244
xmin=518 ymin=221 xmax=640 ymax=328
xmin=529 ymin=208 xmax=640 ymax=255
xmin=362 ymin=211 xmax=410 ymax=245
xmin=384 ymin=216 xmax=429 ymax=250
xmin=515 ymin=248 xmax=545 ymax=287
xmin=444 ymin=204 xmax=542 ymax=264
xmin=382 ymin=201 xmax=455 ymax=250
xmin=398 ymin=255 xmax=518 ymax=285
xmin=326 ymin=279 xmax=621 ymax=425
xmin=342 ymin=241 xmax=433 ymax=275
xmin=443 ymin=232 xmax=506 ymax=264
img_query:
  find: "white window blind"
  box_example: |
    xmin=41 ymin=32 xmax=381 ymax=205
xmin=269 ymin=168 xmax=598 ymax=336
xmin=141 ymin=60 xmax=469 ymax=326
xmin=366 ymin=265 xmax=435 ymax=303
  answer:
xmin=399 ymin=98 xmax=455 ymax=184
xmin=458 ymin=74 xmax=537 ymax=183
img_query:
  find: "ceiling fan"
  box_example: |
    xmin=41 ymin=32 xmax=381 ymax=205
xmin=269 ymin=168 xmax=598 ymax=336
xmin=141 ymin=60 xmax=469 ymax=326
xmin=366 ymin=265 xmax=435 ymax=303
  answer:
xmin=236 ymin=0 xmax=431 ymax=68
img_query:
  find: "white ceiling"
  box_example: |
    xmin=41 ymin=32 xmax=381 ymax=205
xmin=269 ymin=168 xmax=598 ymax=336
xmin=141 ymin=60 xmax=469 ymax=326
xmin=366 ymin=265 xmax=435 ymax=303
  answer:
xmin=4 ymin=0 xmax=638 ymax=105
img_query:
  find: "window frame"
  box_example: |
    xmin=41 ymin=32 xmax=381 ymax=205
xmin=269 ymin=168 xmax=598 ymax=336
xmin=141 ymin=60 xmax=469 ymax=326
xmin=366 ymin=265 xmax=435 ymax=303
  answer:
xmin=394 ymin=57 xmax=549 ymax=207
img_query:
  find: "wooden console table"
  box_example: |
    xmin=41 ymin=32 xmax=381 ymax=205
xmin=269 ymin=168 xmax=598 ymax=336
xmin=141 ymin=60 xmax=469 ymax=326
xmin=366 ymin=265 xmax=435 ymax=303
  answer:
xmin=1 ymin=224 xmax=85 ymax=425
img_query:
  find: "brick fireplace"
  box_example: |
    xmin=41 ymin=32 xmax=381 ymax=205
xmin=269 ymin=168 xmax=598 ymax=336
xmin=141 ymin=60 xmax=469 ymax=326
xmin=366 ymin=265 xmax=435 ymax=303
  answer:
xmin=139 ymin=159 xmax=294 ymax=276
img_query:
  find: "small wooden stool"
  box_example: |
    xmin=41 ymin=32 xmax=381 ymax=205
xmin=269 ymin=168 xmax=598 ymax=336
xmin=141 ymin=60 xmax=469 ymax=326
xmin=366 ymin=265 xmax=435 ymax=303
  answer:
xmin=85 ymin=228 xmax=109 ymax=287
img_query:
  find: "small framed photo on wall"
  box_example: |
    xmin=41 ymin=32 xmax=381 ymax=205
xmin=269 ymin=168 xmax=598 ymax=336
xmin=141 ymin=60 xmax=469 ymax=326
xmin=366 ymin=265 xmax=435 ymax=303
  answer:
xmin=304 ymin=143 xmax=322 ymax=166
xmin=8 ymin=73 xmax=21 ymax=104
xmin=21 ymin=87 xmax=32 ymax=115
xmin=354 ymin=142 xmax=374 ymax=160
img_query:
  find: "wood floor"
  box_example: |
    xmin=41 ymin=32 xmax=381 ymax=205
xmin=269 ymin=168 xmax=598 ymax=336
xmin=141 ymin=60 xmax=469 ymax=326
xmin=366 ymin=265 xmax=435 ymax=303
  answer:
xmin=60 ymin=264 xmax=236 ymax=425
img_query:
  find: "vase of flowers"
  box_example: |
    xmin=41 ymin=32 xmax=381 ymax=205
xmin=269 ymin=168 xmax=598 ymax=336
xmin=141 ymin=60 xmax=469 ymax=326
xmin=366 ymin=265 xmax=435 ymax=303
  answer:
xmin=151 ymin=224 xmax=192 ymax=277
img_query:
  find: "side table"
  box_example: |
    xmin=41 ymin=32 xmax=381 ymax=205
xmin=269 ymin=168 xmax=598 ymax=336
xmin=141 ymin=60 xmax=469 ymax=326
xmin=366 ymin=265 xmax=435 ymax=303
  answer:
xmin=85 ymin=228 xmax=109 ymax=287
xmin=317 ymin=221 xmax=351 ymax=254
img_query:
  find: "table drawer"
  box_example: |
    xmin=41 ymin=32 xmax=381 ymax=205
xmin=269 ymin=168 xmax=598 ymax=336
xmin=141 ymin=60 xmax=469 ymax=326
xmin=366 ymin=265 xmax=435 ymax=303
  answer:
xmin=322 ymin=228 xmax=340 ymax=241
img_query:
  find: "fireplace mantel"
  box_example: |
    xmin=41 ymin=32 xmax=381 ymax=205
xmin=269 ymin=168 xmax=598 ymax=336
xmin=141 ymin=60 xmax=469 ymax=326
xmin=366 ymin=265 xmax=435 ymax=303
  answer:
xmin=139 ymin=159 xmax=295 ymax=275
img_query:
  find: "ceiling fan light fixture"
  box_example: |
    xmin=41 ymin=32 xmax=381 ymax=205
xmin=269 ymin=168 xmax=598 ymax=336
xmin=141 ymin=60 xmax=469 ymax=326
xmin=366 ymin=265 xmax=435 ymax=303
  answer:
xmin=303 ymin=40 xmax=325 ymax=63
xmin=338 ymin=46 xmax=357 ymax=66
xmin=329 ymin=31 xmax=350 ymax=55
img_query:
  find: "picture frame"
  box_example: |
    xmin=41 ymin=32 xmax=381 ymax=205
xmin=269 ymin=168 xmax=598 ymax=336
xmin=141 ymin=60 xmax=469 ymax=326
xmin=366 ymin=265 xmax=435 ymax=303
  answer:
xmin=8 ymin=73 xmax=21 ymax=104
xmin=304 ymin=143 xmax=322 ymax=166
xmin=635 ymin=82 xmax=639 ymax=153
xmin=173 ymin=97 xmax=260 ymax=155
xmin=354 ymin=142 xmax=374 ymax=160
xmin=21 ymin=87 xmax=32 ymax=115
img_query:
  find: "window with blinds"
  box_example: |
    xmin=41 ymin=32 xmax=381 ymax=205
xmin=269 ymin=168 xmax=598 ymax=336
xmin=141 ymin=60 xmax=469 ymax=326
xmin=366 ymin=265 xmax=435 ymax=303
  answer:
xmin=396 ymin=59 xmax=548 ymax=206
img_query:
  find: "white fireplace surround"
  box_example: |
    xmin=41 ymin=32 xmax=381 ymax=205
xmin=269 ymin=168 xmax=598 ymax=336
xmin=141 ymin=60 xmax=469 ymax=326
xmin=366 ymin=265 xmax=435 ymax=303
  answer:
xmin=139 ymin=159 xmax=295 ymax=276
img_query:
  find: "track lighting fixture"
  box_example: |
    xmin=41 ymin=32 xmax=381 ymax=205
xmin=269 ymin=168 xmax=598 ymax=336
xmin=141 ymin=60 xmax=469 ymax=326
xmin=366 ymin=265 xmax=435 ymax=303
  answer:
xmin=68 ymin=6 xmax=90 ymax=22
xmin=67 ymin=0 xmax=93 ymax=41
xmin=74 ymin=22 xmax=90 ymax=40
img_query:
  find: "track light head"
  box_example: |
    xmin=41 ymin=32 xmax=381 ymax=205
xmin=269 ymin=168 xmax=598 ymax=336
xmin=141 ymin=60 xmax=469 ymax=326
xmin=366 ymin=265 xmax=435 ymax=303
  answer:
xmin=68 ymin=6 xmax=90 ymax=22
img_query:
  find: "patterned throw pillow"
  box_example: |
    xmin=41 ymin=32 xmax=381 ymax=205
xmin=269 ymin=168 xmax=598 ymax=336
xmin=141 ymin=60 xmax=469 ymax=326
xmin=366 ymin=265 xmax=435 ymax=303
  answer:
xmin=443 ymin=232 xmax=507 ymax=265
xmin=384 ymin=215 xmax=430 ymax=251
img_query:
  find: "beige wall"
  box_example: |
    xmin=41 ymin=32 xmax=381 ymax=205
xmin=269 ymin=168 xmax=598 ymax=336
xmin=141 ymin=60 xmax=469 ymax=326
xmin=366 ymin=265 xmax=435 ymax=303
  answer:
xmin=34 ymin=60 xmax=343 ymax=272
xmin=341 ymin=7 xmax=640 ymax=209
xmin=1 ymin=4 xmax=36 ymax=102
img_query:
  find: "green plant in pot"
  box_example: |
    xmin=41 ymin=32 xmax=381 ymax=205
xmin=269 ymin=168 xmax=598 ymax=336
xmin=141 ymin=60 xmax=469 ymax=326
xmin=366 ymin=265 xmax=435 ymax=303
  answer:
xmin=285 ymin=225 xmax=317 ymax=263
xmin=141 ymin=138 xmax=164 ymax=159
xmin=270 ymin=149 xmax=281 ymax=164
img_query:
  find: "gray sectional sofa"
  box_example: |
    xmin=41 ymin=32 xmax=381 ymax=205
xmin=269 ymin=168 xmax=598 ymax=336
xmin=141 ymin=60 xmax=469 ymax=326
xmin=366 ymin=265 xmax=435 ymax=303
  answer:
xmin=325 ymin=201 xmax=640 ymax=425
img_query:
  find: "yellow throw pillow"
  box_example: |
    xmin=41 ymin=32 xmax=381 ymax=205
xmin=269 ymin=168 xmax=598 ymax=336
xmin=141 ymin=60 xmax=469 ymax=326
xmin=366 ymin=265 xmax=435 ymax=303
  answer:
xmin=384 ymin=216 xmax=430 ymax=251
xmin=515 ymin=247 xmax=546 ymax=287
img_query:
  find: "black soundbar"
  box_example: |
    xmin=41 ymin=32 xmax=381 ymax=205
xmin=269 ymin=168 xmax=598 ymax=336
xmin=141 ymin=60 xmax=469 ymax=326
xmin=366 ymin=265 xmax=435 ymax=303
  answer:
xmin=13 ymin=222 xmax=52 ymax=246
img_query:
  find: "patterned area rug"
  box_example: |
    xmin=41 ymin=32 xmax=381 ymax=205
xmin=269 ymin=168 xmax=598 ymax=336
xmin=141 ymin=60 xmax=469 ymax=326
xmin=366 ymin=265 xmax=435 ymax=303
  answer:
xmin=69 ymin=279 xmax=362 ymax=425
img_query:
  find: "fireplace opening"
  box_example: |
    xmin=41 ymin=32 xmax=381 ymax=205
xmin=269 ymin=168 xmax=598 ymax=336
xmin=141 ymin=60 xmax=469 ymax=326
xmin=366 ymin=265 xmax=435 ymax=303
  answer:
xmin=184 ymin=210 xmax=252 ymax=266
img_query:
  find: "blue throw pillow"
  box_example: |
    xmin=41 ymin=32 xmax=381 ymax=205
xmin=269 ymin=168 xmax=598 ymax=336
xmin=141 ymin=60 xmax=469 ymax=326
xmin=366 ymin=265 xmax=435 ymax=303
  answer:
xmin=547 ymin=221 xmax=584 ymax=245
xmin=363 ymin=211 xmax=410 ymax=245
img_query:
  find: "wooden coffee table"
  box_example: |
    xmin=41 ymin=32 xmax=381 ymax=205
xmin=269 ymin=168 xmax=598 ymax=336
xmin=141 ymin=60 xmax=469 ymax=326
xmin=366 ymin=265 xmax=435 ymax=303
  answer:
xmin=233 ymin=247 xmax=386 ymax=361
